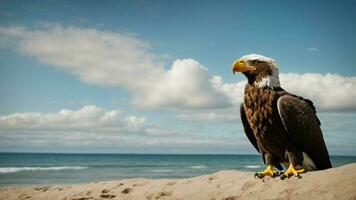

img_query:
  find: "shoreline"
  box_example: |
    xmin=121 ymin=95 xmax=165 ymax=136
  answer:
xmin=1 ymin=163 xmax=355 ymax=200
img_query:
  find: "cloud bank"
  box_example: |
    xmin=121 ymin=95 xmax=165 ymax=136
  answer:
xmin=280 ymin=73 xmax=356 ymax=111
xmin=1 ymin=25 xmax=355 ymax=111
xmin=0 ymin=105 xmax=146 ymax=133
xmin=0 ymin=25 xmax=229 ymax=110
xmin=0 ymin=105 xmax=251 ymax=153
xmin=0 ymin=25 xmax=164 ymax=89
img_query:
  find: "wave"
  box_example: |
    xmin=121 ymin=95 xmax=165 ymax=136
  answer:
xmin=0 ymin=166 xmax=88 ymax=173
xmin=244 ymin=165 xmax=261 ymax=169
xmin=190 ymin=165 xmax=207 ymax=169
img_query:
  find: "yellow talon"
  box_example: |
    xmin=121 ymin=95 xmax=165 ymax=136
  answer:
xmin=283 ymin=163 xmax=305 ymax=178
xmin=254 ymin=164 xmax=276 ymax=178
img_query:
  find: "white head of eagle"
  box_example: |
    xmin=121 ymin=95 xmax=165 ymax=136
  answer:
xmin=232 ymin=54 xmax=280 ymax=89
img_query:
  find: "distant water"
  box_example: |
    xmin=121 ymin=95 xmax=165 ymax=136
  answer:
xmin=0 ymin=153 xmax=355 ymax=186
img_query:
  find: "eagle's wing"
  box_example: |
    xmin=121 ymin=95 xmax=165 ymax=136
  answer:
xmin=240 ymin=103 xmax=259 ymax=152
xmin=277 ymin=95 xmax=332 ymax=170
xmin=240 ymin=103 xmax=283 ymax=170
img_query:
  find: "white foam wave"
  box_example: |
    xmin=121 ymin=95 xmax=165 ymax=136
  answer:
xmin=190 ymin=165 xmax=207 ymax=169
xmin=0 ymin=166 xmax=88 ymax=173
xmin=245 ymin=165 xmax=261 ymax=169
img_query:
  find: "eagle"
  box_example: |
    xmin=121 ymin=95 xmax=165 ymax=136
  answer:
xmin=232 ymin=54 xmax=332 ymax=179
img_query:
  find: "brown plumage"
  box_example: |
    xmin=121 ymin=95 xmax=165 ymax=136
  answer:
xmin=233 ymin=54 xmax=331 ymax=178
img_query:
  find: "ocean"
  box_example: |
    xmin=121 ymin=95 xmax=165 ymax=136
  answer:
xmin=0 ymin=153 xmax=355 ymax=186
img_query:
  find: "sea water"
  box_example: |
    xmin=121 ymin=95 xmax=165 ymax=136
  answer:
xmin=0 ymin=153 xmax=355 ymax=186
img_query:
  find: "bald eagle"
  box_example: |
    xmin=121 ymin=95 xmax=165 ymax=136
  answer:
xmin=232 ymin=54 xmax=331 ymax=179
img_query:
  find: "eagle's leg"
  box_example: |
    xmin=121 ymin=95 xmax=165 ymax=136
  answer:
xmin=254 ymin=154 xmax=278 ymax=178
xmin=254 ymin=164 xmax=277 ymax=178
xmin=281 ymin=152 xmax=305 ymax=179
xmin=281 ymin=163 xmax=305 ymax=179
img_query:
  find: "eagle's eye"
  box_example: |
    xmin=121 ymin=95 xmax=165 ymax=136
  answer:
xmin=240 ymin=60 xmax=244 ymax=63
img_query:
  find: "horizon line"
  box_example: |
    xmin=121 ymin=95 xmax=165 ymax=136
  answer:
xmin=0 ymin=152 xmax=355 ymax=157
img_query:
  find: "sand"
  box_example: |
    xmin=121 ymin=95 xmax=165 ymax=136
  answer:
xmin=1 ymin=163 xmax=355 ymax=200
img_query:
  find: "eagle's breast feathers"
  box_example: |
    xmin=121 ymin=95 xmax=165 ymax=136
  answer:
xmin=243 ymin=85 xmax=275 ymax=139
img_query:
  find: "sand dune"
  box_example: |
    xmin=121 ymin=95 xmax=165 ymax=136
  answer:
xmin=1 ymin=163 xmax=355 ymax=200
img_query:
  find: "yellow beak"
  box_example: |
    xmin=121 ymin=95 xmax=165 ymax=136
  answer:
xmin=232 ymin=59 xmax=256 ymax=74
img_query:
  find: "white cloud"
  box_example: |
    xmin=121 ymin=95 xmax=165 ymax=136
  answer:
xmin=280 ymin=73 xmax=356 ymax=110
xmin=0 ymin=25 xmax=164 ymax=90
xmin=0 ymin=105 xmax=146 ymax=133
xmin=211 ymin=75 xmax=246 ymax=107
xmin=133 ymin=59 xmax=230 ymax=109
xmin=0 ymin=25 xmax=229 ymax=110
xmin=125 ymin=116 xmax=147 ymax=130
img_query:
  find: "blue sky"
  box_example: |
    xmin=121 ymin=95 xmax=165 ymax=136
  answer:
xmin=0 ymin=0 xmax=355 ymax=155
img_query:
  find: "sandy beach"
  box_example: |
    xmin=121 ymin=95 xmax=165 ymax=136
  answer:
xmin=0 ymin=163 xmax=355 ymax=200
